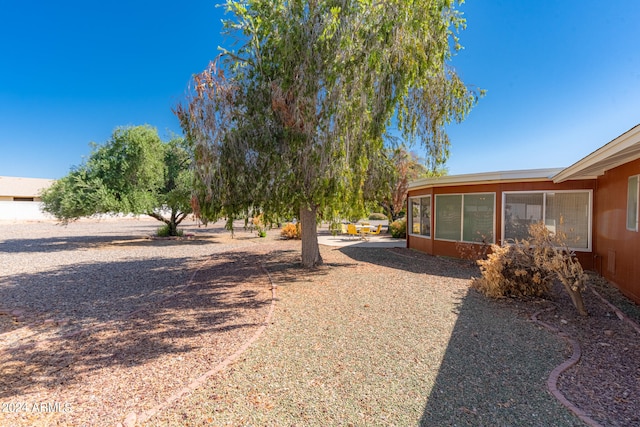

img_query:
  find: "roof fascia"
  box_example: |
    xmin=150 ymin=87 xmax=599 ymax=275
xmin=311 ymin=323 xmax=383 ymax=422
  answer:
xmin=553 ymin=124 xmax=640 ymax=183
xmin=409 ymin=168 xmax=564 ymax=191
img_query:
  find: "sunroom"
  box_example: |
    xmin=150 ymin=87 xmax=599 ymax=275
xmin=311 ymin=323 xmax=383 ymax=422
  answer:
xmin=406 ymin=169 xmax=596 ymax=269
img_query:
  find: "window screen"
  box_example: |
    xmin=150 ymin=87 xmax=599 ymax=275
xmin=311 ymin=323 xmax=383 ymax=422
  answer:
xmin=410 ymin=199 xmax=421 ymax=234
xmin=628 ymin=176 xmax=639 ymax=231
xmin=504 ymin=191 xmax=590 ymax=249
xmin=504 ymin=193 xmax=544 ymax=242
xmin=546 ymin=192 xmax=590 ymax=248
xmin=463 ymin=194 xmax=494 ymax=243
xmin=409 ymin=196 xmax=431 ymax=236
xmin=420 ymin=196 xmax=431 ymax=236
xmin=435 ymin=195 xmax=462 ymax=240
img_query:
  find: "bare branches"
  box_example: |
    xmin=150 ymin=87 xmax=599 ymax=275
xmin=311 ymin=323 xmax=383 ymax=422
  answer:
xmin=473 ymin=222 xmax=589 ymax=316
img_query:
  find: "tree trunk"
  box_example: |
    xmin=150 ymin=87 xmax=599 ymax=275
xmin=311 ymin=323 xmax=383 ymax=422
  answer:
xmin=169 ymin=210 xmax=178 ymax=236
xmin=147 ymin=209 xmax=184 ymax=236
xmin=564 ymin=284 xmax=589 ymax=316
xmin=300 ymin=205 xmax=323 ymax=268
xmin=168 ymin=221 xmax=178 ymax=236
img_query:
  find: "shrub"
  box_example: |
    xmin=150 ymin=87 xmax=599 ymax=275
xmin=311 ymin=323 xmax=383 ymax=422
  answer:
xmin=389 ymin=218 xmax=406 ymax=238
xmin=280 ymin=223 xmax=301 ymax=240
xmin=472 ymin=243 xmax=551 ymax=299
xmin=157 ymin=225 xmax=184 ymax=237
xmin=472 ymin=222 xmax=588 ymax=315
xmin=456 ymin=239 xmax=492 ymax=265
xmin=368 ymin=212 xmax=387 ymax=220
xmin=252 ymin=213 xmax=266 ymax=235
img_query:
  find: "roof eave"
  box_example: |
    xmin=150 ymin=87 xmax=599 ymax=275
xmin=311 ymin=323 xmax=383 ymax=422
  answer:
xmin=553 ymin=123 xmax=640 ymax=183
xmin=408 ymin=168 xmax=564 ymax=191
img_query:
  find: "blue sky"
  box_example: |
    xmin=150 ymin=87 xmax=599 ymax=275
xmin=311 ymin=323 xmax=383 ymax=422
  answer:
xmin=1 ymin=1 xmax=639 ymax=179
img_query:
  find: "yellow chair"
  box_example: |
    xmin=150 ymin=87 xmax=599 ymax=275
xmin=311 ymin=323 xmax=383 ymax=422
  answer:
xmin=347 ymin=223 xmax=359 ymax=239
xmin=369 ymin=224 xmax=382 ymax=235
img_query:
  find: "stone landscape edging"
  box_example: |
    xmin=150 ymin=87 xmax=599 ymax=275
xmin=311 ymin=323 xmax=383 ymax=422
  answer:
xmin=121 ymin=260 xmax=278 ymax=427
xmin=531 ymin=307 xmax=603 ymax=427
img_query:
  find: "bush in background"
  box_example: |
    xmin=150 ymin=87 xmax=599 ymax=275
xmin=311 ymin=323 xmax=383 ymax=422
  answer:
xmin=157 ymin=224 xmax=184 ymax=237
xmin=389 ymin=218 xmax=406 ymax=238
xmin=252 ymin=213 xmax=267 ymax=237
xmin=368 ymin=212 xmax=387 ymax=220
xmin=280 ymin=223 xmax=301 ymax=240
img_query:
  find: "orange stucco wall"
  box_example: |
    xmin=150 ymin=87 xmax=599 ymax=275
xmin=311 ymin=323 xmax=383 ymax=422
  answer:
xmin=594 ymin=158 xmax=640 ymax=304
xmin=407 ymin=179 xmax=596 ymax=269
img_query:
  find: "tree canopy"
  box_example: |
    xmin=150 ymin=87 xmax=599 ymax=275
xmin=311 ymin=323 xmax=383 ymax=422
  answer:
xmin=41 ymin=125 xmax=193 ymax=236
xmin=371 ymin=147 xmax=442 ymax=222
xmin=177 ymin=0 xmax=481 ymax=267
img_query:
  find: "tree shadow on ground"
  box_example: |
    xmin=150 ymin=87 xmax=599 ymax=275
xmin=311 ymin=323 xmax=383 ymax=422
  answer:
xmin=418 ymin=288 xmax=582 ymax=426
xmin=338 ymin=246 xmax=476 ymax=279
xmin=260 ymin=248 xmax=358 ymax=288
xmin=0 ymin=249 xmax=272 ymax=400
xmin=337 ymin=246 xmax=582 ymax=426
xmin=0 ymin=234 xmax=229 ymax=253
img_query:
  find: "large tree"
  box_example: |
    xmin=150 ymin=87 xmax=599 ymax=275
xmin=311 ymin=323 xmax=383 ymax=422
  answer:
xmin=177 ymin=0 xmax=480 ymax=267
xmin=41 ymin=125 xmax=193 ymax=236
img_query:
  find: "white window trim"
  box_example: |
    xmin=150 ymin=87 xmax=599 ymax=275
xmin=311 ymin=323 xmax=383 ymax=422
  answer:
xmin=408 ymin=195 xmax=431 ymax=238
xmin=627 ymin=175 xmax=639 ymax=232
xmin=434 ymin=192 xmax=496 ymax=244
xmin=502 ymin=189 xmax=593 ymax=252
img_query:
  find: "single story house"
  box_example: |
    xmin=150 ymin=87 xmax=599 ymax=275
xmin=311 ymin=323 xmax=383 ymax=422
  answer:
xmin=0 ymin=176 xmax=55 ymax=220
xmin=407 ymin=124 xmax=640 ymax=305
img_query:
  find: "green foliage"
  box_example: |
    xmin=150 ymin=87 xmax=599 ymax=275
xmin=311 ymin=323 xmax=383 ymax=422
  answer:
xmin=40 ymin=125 xmax=193 ymax=236
xmin=157 ymin=224 xmax=184 ymax=237
xmin=368 ymin=213 xmax=387 ymax=220
xmin=389 ymin=218 xmax=407 ymax=238
xmin=473 ymin=222 xmax=588 ymax=316
xmin=328 ymin=221 xmax=342 ymax=236
xmin=369 ymin=146 xmax=443 ymax=222
xmin=176 ymin=0 xmax=480 ymax=266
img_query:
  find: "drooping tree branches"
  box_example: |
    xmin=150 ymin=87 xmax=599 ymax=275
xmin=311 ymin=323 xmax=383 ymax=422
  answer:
xmin=176 ymin=0 xmax=481 ymax=267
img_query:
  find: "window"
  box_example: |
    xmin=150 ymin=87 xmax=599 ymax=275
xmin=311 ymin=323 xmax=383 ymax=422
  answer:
xmin=463 ymin=194 xmax=495 ymax=243
xmin=435 ymin=193 xmax=495 ymax=243
xmin=409 ymin=195 xmax=431 ymax=237
xmin=503 ymin=191 xmax=591 ymax=250
xmin=627 ymin=175 xmax=639 ymax=231
xmin=503 ymin=193 xmax=543 ymax=241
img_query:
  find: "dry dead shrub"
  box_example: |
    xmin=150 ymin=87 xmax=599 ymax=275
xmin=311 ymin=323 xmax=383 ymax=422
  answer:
xmin=456 ymin=239 xmax=491 ymax=265
xmin=472 ymin=242 xmax=551 ymax=299
xmin=472 ymin=222 xmax=588 ymax=315
xmin=280 ymin=222 xmax=301 ymax=240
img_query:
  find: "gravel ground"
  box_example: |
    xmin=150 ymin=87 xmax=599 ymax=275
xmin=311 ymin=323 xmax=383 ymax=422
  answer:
xmin=0 ymin=218 xmax=277 ymax=426
xmin=0 ymin=219 xmax=255 ymax=333
xmin=539 ymin=278 xmax=640 ymax=427
xmin=2 ymin=219 xmax=638 ymax=426
xmin=150 ymin=246 xmax=582 ymax=426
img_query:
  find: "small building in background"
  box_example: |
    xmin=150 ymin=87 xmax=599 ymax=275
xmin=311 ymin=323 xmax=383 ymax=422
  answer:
xmin=0 ymin=176 xmax=55 ymax=221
